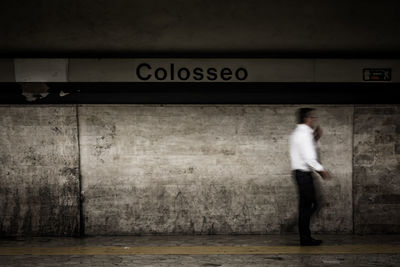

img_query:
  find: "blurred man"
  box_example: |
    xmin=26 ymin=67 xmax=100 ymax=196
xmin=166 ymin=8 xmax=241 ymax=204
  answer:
xmin=289 ymin=108 xmax=329 ymax=246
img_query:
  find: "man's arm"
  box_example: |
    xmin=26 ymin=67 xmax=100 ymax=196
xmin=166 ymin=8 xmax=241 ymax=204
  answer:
xmin=312 ymin=126 xmax=329 ymax=179
xmin=318 ymin=170 xmax=330 ymax=180
xmin=298 ymin=132 xmax=324 ymax=172
xmin=314 ymin=125 xmax=322 ymax=141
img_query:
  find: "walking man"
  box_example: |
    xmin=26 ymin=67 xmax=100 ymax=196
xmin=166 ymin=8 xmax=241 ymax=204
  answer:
xmin=289 ymin=108 xmax=329 ymax=246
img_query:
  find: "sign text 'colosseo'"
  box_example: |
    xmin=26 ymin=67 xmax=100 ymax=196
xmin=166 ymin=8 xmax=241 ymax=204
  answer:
xmin=136 ymin=63 xmax=248 ymax=81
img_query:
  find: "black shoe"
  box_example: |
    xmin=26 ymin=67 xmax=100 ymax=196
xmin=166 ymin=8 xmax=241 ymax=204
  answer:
xmin=300 ymin=237 xmax=322 ymax=246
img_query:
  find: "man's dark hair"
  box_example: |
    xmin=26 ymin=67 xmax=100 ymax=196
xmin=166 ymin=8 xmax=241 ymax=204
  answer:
xmin=297 ymin=108 xmax=315 ymax=124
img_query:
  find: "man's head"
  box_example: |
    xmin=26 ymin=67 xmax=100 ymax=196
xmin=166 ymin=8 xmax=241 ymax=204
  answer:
xmin=297 ymin=108 xmax=317 ymax=128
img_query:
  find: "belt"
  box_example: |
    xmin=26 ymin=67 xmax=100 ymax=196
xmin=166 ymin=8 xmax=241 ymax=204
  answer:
xmin=293 ymin=169 xmax=312 ymax=174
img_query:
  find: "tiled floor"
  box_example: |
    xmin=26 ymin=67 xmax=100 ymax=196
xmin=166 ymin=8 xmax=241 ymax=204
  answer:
xmin=1 ymin=235 xmax=400 ymax=266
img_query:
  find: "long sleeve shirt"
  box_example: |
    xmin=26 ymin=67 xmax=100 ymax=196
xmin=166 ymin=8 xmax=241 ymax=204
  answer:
xmin=289 ymin=124 xmax=324 ymax=172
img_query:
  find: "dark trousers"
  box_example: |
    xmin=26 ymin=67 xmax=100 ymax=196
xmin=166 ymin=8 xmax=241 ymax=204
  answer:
xmin=293 ymin=170 xmax=318 ymax=240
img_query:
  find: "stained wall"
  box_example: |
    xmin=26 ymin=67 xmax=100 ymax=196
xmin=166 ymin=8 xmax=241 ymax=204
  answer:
xmin=0 ymin=106 xmax=80 ymax=236
xmin=1 ymin=104 xmax=399 ymax=236
xmin=353 ymin=106 xmax=400 ymax=233
xmin=79 ymin=105 xmax=353 ymax=235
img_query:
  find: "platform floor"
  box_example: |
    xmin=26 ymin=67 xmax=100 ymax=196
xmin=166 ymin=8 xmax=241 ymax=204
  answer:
xmin=1 ymin=235 xmax=400 ymax=266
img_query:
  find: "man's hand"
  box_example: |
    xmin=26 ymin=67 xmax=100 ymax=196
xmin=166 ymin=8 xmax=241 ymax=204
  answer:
xmin=318 ymin=170 xmax=330 ymax=180
xmin=314 ymin=125 xmax=323 ymax=141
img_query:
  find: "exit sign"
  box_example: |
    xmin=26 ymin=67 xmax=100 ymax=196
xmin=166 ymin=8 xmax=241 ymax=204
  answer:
xmin=363 ymin=68 xmax=391 ymax=81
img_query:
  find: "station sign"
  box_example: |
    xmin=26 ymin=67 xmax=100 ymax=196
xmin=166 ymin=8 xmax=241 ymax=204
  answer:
xmin=363 ymin=68 xmax=391 ymax=81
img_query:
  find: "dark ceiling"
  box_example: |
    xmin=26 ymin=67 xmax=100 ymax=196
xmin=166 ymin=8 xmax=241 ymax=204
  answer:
xmin=1 ymin=0 xmax=400 ymax=58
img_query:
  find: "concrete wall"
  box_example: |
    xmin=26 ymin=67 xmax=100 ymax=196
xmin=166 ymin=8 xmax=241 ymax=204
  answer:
xmin=1 ymin=0 xmax=399 ymax=56
xmin=0 ymin=106 xmax=80 ymax=236
xmin=0 ymin=104 xmax=398 ymax=236
xmin=79 ymin=105 xmax=353 ymax=235
xmin=354 ymin=106 xmax=400 ymax=233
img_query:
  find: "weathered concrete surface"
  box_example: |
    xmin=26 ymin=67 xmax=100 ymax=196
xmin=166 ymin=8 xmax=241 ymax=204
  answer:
xmin=0 ymin=106 xmax=80 ymax=236
xmin=353 ymin=106 xmax=400 ymax=234
xmin=79 ymin=105 xmax=353 ymax=235
xmin=5 ymin=104 xmax=399 ymax=236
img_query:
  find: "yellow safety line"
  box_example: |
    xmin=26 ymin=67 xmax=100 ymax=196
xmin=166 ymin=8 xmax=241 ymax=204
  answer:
xmin=0 ymin=245 xmax=399 ymax=255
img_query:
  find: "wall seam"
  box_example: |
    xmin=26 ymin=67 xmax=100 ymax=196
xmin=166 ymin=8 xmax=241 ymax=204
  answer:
xmin=352 ymin=105 xmax=355 ymax=235
xmin=75 ymin=104 xmax=84 ymax=236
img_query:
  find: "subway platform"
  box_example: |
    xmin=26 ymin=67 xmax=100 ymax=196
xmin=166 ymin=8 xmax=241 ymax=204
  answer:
xmin=1 ymin=234 xmax=400 ymax=266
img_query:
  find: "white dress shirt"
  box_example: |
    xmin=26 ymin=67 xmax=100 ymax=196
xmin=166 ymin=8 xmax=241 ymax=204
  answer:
xmin=289 ymin=124 xmax=324 ymax=172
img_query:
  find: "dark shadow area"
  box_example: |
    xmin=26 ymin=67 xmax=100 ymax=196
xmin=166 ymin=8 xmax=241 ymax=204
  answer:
xmin=0 ymin=82 xmax=399 ymax=104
